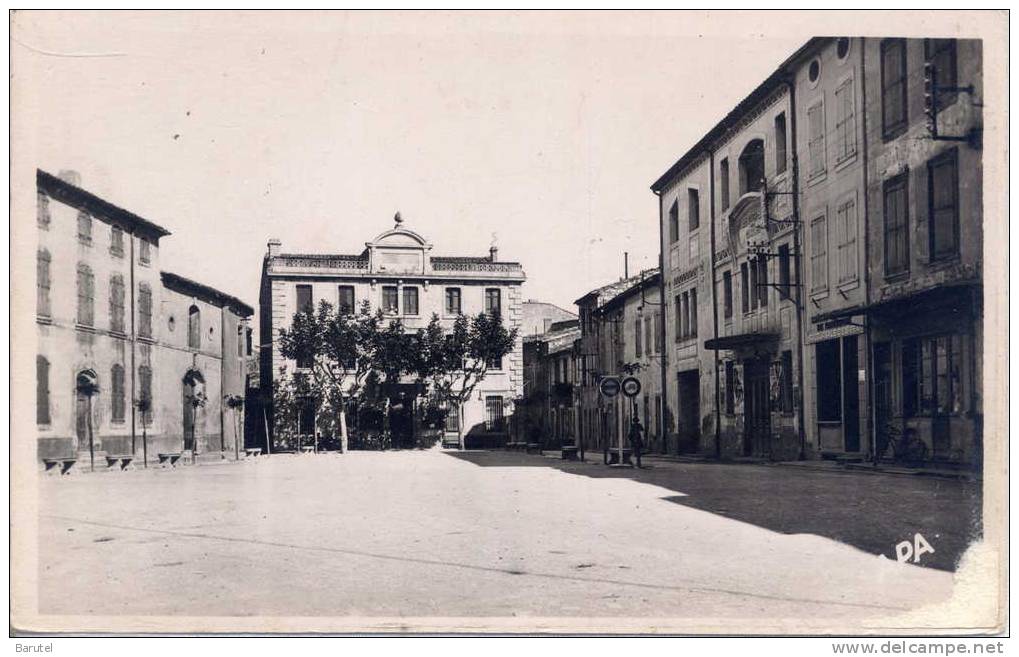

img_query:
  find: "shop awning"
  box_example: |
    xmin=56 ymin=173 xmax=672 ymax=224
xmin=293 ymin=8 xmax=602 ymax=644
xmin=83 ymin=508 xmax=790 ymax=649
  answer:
xmin=703 ymin=332 xmax=780 ymax=350
xmin=809 ymin=281 xmax=980 ymax=324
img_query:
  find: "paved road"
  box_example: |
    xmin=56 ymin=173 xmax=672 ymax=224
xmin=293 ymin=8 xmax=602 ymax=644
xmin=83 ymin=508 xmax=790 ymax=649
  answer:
xmin=36 ymin=449 xmax=979 ymax=629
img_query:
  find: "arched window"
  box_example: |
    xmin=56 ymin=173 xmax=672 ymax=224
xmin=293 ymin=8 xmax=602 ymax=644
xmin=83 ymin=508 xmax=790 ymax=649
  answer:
xmin=76 ymin=263 xmax=94 ymax=326
xmin=738 ymin=139 xmax=766 ymax=196
xmin=111 ymin=364 xmax=125 ymax=423
xmin=110 ymin=274 xmax=125 ymax=333
xmin=188 ymin=305 xmax=201 ymax=349
xmin=37 ymin=250 xmax=51 ymax=318
xmin=37 ymin=356 xmax=50 ymax=425
xmin=138 ymin=283 xmax=152 ymax=338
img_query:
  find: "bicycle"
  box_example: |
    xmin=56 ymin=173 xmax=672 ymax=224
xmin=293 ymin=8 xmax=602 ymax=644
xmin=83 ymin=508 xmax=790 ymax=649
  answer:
xmin=879 ymin=422 xmax=929 ymax=466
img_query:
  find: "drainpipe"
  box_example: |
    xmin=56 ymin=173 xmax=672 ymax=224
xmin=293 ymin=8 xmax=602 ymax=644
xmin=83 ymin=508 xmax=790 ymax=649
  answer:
xmin=129 ymin=229 xmax=137 ymax=464
xmin=708 ymin=150 xmax=721 ymax=460
xmin=654 ymin=189 xmax=668 ymax=455
xmin=220 ymin=304 xmax=226 ymax=459
xmin=859 ymin=38 xmax=876 ymax=461
xmin=785 ymin=78 xmax=808 ymax=461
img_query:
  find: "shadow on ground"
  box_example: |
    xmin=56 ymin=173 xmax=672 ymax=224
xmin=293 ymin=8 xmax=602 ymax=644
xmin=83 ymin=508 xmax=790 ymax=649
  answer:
xmin=445 ymin=450 xmax=982 ymax=572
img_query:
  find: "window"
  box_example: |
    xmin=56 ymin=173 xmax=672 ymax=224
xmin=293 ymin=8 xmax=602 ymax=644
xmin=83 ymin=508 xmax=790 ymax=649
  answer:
xmin=645 ymin=315 xmax=653 ymax=356
xmin=668 ymin=200 xmax=679 ymax=244
xmin=485 ymin=288 xmax=501 ymax=316
xmin=382 ymin=286 xmax=399 ymax=314
xmin=338 ymin=286 xmax=355 ymax=315
xmin=808 ymin=59 xmax=820 ymax=83
xmin=816 ymin=339 xmax=842 ymax=422
xmin=296 ymin=284 xmax=313 ymax=314
xmin=246 ymin=328 xmax=253 ymax=356
xmin=929 ymin=149 xmax=959 ymax=261
xmin=37 ymin=250 xmax=51 ymax=317
xmin=139 ymin=238 xmax=151 ymax=265
xmin=883 ymin=173 xmax=910 ymax=276
xmin=138 ymin=365 xmax=153 ymax=426
xmin=76 ymin=263 xmax=94 ymax=326
xmin=487 ymin=354 xmax=503 ymax=371
xmin=778 ymin=244 xmax=791 ymax=300
xmin=689 ymin=289 xmax=698 ymax=336
xmin=110 ymin=274 xmax=126 ymax=333
xmin=757 ymin=258 xmax=768 ymax=308
xmin=810 ymin=215 xmax=828 ymax=295
xmin=724 ymin=361 xmax=735 ymax=415
xmin=835 ymin=197 xmax=859 ymax=284
xmin=485 ymin=396 xmax=505 ymax=431
xmin=402 ymin=286 xmax=419 ymax=315
xmin=881 ymin=38 xmax=908 ymax=139
xmin=926 ymin=39 xmax=958 ymax=109
xmin=903 ymin=334 xmax=965 ymax=417
xmin=774 ymin=113 xmax=788 ymax=174
xmin=674 ymin=293 xmax=683 ymax=342
xmin=680 ymin=293 xmax=689 ymax=338
xmin=653 ymin=312 xmax=662 ymax=353
xmin=635 ymin=318 xmax=642 ymax=357
xmin=188 ymin=305 xmax=201 ymax=349
xmin=807 ymin=102 xmax=826 ymax=177
xmin=738 ymin=139 xmax=765 ymax=195
xmin=834 ymin=77 xmax=857 ymax=161
xmin=445 ymin=287 xmax=462 ymax=315
xmin=110 ymin=226 xmax=124 ymax=257
xmin=77 ymin=211 xmax=92 ymax=245
xmin=38 ymin=192 xmax=50 ymax=229
xmin=836 ymin=37 xmax=851 ymax=60
xmin=780 ymin=350 xmax=794 ymax=413
xmin=688 ymin=189 xmax=700 ymax=231
xmin=138 ymin=284 xmax=152 ymax=338
xmin=748 ymin=259 xmax=758 ymax=311
xmin=111 ymin=364 xmax=125 ymax=423
xmin=720 ymin=158 xmax=730 ymax=211
xmin=237 ymin=326 xmax=245 ymax=357
xmin=37 ymin=356 xmax=50 ymax=425
xmin=740 ymin=263 xmax=750 ymax=314
xmin=723 ymin=271 xmax=733 ymax=319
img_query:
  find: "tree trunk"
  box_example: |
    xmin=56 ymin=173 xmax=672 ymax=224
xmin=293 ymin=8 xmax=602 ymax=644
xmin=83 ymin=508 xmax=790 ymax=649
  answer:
xmin=457 ymin=402 xmax=465 ymax=450
xmin=339 ymin=407 xmax=349 ymax=453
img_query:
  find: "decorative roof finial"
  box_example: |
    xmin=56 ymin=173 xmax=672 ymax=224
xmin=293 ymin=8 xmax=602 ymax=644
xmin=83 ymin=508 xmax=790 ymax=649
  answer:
xmin=394 ymin=211 xmax=403 ymax=228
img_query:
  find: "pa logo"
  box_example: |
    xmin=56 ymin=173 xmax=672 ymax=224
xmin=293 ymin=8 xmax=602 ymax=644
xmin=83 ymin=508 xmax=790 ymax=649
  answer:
xmin=893 ymin=533 xmax=935 ymax=564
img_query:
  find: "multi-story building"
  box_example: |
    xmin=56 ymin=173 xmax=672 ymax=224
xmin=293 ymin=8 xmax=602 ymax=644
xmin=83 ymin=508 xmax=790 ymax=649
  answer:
xmin=519 ymin=319 xmax=581 ymax=448
xmin=650 ymin=36 xmax=982 ymax=468
xmin=35 ymin=170 xmax=253 ymax=470
xmin=258 ymin=214 xmax=525 ymax=449
xmin=574 ymin=270 xmax=664 ymax=456
xmin=520 ymin=300 xmax=577 ymax=338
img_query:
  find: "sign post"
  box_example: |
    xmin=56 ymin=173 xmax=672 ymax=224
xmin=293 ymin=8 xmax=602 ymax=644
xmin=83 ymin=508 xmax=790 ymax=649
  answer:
xmin=620 ymin=377 xmax=642 ymax=467
xmin=598 ymin=376 xmax=623 ymax=465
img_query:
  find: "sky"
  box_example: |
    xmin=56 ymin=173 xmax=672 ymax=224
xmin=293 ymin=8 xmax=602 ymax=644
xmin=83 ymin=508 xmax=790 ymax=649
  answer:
xmin=15 ymin=11 xmax=811 ymax=332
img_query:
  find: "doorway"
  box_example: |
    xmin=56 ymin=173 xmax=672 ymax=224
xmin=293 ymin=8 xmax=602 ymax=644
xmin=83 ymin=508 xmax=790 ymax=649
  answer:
xmin=182 ymin=370 xmax=205 ymax=452
xmin=874 ymin=342 xmax=892 ymax=457
xmin=842 ymin=336 xmax=861 ymax=453
xmin=75 ymin=370 xmax=99 ymax=455
xmin=676 ymin=370 xmax=700 ymax=453
xmin=743 ymin=358 xmax=771 ymax=457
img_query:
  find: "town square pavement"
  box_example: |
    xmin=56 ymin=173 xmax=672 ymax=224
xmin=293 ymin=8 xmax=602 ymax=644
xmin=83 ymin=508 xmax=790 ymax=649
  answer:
xmin=36 ymin=448 xmax=981 ymax=628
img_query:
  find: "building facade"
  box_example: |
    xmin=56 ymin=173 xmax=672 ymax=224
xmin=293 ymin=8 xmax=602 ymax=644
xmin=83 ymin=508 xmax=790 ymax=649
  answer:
xmin=258 ymin=216 xmax=526 ymax=449
xmin=519 ymin=319 xmax=581 ymax=448
xmin=574 ymin=270 xmax=664 ymax=456
xmin=651 ymin=36 xmax=982 ymax=468
xmin=36 ymin=170 xmax=253 ymax=470
xmin=520 ymin=300 xmax=578 ymax=338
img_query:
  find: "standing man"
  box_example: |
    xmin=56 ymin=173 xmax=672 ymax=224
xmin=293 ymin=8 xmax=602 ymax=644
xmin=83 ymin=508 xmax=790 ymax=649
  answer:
xmin=628 ymin=416 xmax=645 ymax=469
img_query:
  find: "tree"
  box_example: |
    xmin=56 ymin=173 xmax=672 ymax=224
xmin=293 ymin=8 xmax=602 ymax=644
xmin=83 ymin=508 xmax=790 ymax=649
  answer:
xmin=425 ymin=312 xmax=518 ymax=449
xmin=277 ymin=300 xmax=379 ymax=452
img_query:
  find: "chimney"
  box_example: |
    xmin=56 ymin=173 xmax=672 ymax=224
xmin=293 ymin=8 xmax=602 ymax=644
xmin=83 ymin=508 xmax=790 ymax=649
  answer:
xmin=267 ymin=238 xmax=281 ymax=258
xmin=489 ymin=245 xmax=499 ymax=262
xmin=57 ymin=169 xmax=81 ymax=187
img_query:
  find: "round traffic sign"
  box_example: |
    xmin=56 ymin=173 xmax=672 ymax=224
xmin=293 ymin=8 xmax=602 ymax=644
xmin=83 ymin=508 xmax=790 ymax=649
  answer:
xmin=621 ymin=376 xmax=642 ymax=398
xmin=599 ymin=376 xmax=620 ymax=398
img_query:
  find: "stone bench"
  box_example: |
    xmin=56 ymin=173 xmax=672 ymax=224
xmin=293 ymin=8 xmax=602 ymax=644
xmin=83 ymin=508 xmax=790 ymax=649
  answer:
xmin=244 ymin=447 xmax=262 ymax=458
xmin=105 ymin=454 xmax=134 ymax=471
xmin=158 ymin=452 xmax=183 ymax=468
xmin=43 ymin=457 xmax=77 ymax=475
xmin=561 ymin=445 xmax=580 ymax=461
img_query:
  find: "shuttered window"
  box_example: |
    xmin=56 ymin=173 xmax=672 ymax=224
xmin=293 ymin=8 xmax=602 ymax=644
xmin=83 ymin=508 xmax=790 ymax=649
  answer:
xmin=834 ymin=78 xmax=857 ymax=161
xmin=76 ymin=263 xmax=94 ymax=326
xmin=881 ymin=38 xmax=908 ymax=138
xmin=37 ymin=356 xmax=50 ymax=425
xmin=138 ymin=284 xmax=153 ymax=338
xmin=807 ymin=102 xmax=826 ymax=177
xmin=810 ymin=216 xmax=828 ymax=294
xmin=110 ymin=275 xmax=126 ymax=333
xmin=929 ymin=149 xmax=959 ymax=261
xmin=37 ymin=250 xmax=51 ymax=317
xmin=883 ymin=173 xmax=910 ymax=275
xmin=111 ymin=364 xmax=125 ymax=423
